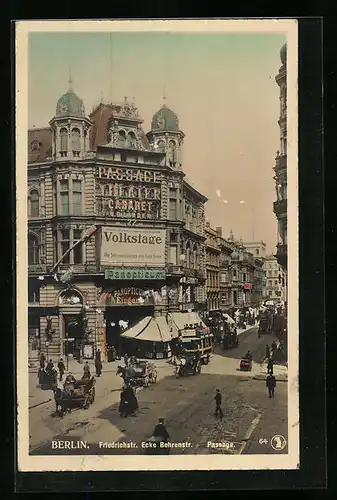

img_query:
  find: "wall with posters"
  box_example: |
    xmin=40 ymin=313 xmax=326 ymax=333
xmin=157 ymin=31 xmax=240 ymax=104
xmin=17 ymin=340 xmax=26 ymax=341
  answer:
xmin=100 ymin=226 xmax=166 ymax=267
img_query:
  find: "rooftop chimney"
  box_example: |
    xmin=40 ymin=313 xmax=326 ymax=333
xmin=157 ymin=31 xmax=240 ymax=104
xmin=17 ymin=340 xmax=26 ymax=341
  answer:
xmin=216 ymin=227 xmax=222 ymax=237
xmin=205 ymin=221 xmax=210 ymax=227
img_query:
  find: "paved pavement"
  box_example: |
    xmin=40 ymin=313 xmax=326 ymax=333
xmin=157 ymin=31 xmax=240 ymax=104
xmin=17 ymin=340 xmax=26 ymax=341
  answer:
xmin=29 ymin=326 xmax=288 ymax=455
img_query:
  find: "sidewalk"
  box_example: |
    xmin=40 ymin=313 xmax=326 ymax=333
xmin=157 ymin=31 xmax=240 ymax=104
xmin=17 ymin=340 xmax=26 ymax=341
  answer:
xmin=252 ymin=359 xmax=288 ymax=382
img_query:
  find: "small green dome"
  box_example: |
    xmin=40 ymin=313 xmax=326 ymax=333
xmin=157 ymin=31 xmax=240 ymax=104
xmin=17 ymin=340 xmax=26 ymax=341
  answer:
xmin=280 ymin=43 xmax=287 ymax=65
xmin=151 ymin=104 xmax=179 ymax=132
xmin=56 ymin=88 xmax=85 ymax=117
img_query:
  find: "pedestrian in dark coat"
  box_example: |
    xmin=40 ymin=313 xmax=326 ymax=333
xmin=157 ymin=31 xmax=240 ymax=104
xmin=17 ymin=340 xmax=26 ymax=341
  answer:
xmin=266 ymin=374 xmax=276 ymax=397
xmin=153 ymin=418 xmax=170 ymax=443
xmin=57 ymin=358 xmax=65 ymax=381
xmin=46 ymin=359 xmax=54 ymax=373
xmin=82 ymin=361 xmax=91 ymax=380
xmin=39 ymin=352 xmax=46 ymax=370
xmin=214 ymin=389 xmax=223 ymax=419
xmin=95 ymin=349 xmax=102 ymax=377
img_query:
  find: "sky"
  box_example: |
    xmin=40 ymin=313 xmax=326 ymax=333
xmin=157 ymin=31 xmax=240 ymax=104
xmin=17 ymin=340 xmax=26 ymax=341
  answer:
xmin=28 ymin=29 xmax=287 ymax=253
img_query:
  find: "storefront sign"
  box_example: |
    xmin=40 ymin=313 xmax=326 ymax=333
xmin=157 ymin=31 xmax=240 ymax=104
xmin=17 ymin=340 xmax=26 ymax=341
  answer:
xmin=105 ymin=288 xmax=154 ymax=306
xmin=105 ymin=268 xmax=166 ymax=280
xmin=97 ymin=167 xmax=161 ymax=219
xmin=100 ymin=227 xmax=166 ymax=267
xmin=244 ymin=283 xmax=253 ymax=290
xmin=98 ymin=167 xmax=161 ymax=183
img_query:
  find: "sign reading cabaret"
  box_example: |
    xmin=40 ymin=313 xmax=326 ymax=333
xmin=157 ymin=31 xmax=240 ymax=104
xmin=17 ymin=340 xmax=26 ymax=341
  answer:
xmin=105 ymin=268 xmax=166 ymax=281
xmin=100 ymin=227 xmax=166 ymax=267
xmin=96 ymin=166 xmax=161 ymax=220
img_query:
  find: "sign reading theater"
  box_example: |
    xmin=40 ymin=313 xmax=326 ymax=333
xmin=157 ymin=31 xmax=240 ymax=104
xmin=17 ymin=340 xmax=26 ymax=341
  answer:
xmin=100 ymin=227 xmax=166 ymax=267
xmin=97 ymin=166 xmax=161 ymax=220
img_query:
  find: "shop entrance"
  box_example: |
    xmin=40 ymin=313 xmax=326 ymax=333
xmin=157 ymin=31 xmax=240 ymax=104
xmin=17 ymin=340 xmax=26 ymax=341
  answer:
xmin=63 ymin=314 xmax=84 ymax=360
xmin=105 ymin=305 xmax=154 ymax=352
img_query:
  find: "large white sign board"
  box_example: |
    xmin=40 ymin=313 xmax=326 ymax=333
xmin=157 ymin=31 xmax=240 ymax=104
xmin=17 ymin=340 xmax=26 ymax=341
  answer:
xmin=100 ymin=227 xmax=166 ymax=267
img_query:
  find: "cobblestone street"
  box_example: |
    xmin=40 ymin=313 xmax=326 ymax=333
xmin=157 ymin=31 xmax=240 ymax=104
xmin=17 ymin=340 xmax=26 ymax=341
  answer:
xmin=30 ymin=328 xmax=288 ymax=456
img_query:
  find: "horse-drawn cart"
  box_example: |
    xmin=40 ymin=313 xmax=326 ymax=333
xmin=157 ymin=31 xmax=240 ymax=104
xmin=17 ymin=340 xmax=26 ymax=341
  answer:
xmin=54 ymin=376 xmax=96 ymax=417
xmin=117 ymin=360 xmax=158 ymax=388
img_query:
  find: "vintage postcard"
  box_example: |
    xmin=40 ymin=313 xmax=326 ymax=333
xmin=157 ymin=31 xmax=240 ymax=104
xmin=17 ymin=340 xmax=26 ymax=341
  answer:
xmin=16 ymin=19 xmax=299 ymax=472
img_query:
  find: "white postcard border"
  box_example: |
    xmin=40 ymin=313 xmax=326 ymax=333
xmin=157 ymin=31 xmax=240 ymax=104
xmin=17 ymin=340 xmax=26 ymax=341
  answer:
xmin=16 ymin=18 xmax=299 ymax=472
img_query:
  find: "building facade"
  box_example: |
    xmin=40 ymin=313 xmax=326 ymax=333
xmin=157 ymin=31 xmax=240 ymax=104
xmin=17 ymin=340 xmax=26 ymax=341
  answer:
xmin=205 ymin=223 xmax=220 ymax=311
xmin=27 ymin=86 xmax=207 ymax=362
xmin=242 ymin=240 xmax=267 ymax=259
xmin=263 ymin=256 xmax=287 ymax=302
xmin=273 ymin=43 xmax=287 ymax=271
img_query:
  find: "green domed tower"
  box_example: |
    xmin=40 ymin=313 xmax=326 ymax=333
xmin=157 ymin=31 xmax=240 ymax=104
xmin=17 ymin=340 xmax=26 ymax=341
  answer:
xmin=147 ymin=99 xmax=184 ymax=169
xmin=50 ymin=77 xmax=91 ymax=161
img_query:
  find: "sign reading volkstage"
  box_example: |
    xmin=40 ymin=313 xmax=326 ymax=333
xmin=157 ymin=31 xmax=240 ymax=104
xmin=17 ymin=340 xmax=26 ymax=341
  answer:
xmin=100 ymin=227 xmax=166 ymax=267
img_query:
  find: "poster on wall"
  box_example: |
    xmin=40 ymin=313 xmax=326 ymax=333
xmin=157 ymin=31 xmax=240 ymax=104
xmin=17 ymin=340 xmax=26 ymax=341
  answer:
xmin=100 ymin=226 xmax=166 ymax=267
xmin=82 ymin=343 xmax=94 ymax=359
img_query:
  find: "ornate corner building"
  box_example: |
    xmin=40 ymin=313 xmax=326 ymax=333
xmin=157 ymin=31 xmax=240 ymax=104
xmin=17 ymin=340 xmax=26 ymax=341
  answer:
xmin=27 ymin=84 xmax=207 ymax=362
xmin=273 ymin=43 xmax=287 ymax=271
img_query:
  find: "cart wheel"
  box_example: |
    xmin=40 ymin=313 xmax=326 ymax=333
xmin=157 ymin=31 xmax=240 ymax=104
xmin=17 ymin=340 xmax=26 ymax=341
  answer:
xmin=83 ymin=395 xmax=90 ymax=409
xmin=152 ymin=371 xmax=157 ymax=383
xmin=91 ymin=387 xmax=96 ymax=403
xmin=197 ymin=363 xmax=201 ymax=374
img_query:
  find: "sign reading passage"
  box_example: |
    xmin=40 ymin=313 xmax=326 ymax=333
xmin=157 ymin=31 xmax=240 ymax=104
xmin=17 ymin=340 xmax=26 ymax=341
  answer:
xmin=100 ymin=227 xmax=166 ymax=267
xmin=105 ymin=268 xmax=166 ymax=280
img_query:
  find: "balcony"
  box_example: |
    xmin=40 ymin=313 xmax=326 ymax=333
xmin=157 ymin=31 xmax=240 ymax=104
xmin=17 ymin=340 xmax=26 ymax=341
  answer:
xmin=166 ymin=265 xmax=184 ymax=277
xmin=276 ymin=244 xmax=287 ymax=270
xmin=273 ymin=199 xmax=287 ymax=217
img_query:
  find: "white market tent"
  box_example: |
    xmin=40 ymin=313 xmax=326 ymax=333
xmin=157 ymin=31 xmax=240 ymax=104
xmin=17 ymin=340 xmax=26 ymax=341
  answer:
xmin=120 ymin=315 xmax=172 ymax=343
xmin=120 ymin=316 xmax=152 ymax=339
xmin=136 ymin=316 xmax=172 ymax=343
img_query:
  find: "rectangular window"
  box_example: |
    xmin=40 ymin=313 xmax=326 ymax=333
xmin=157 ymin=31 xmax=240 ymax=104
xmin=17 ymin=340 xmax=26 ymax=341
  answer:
xmin=169 ymin=199 xmax=177 ymax=220
xmin=60 ymin=229 xmax=70 ymax=264
xmin=243 ymin=273 xmax=247 ymax=282
xmin=73 ymin=229 xmax=83 ymax=264
xmin=169 ymin=246 xmax=177 ymax=265
xmin=72 ymin=180 xmax=82 ymax=215
xmin=28 ymin=280 xmax=40 ymax=303
xmin=60 ymin=180 xmax=69 ymax=215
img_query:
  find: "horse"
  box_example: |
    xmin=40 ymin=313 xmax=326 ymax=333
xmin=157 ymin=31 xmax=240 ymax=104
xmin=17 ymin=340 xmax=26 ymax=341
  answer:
xmin=53 ymin=387 xmax=72 ymax=418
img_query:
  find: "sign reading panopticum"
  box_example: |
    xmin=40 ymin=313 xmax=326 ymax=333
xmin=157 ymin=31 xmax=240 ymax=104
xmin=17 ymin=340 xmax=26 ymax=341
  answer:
xmin=96 ymin=166 xmax=161 ymax=219
xmin=100 ymin=227 xmax=166 ymax=267
xmin=105 ymin=268 xmax=166 ymax=280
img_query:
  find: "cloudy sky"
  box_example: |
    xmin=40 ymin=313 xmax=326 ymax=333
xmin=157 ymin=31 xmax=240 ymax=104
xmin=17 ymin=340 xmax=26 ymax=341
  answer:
xmin=28 ymin=26 xmax=287 ymax=253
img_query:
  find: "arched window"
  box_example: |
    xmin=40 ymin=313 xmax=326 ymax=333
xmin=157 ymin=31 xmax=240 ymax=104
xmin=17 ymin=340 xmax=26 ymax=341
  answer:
xmin=71 ymin=128 xmax=81 ymax=155
xmin=60 ymin=128 xmax=68 ymax=155
xmin=127 ymin=132 xmax=137 ymax=148
xmin=157 ymin=140 xmax=166 ymax=152
xmin=118 ymin=130 xmax=126 ymax=146
xmin=28 ymin=234 xmax=39 ymax=265
xmin=29 ymin=190 xmax=39 ymax=217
